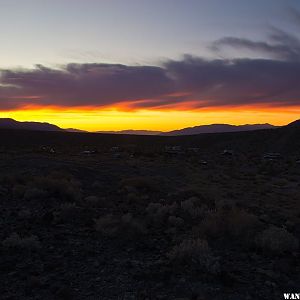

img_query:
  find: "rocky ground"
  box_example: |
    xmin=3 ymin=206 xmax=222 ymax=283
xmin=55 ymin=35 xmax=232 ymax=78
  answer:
xmin=0 ymin=150 xmax=299 ymax=299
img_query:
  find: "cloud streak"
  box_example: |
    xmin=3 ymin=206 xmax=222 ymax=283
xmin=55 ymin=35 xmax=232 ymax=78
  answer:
xmin=211 ymin=28 xmax=300 ymax=61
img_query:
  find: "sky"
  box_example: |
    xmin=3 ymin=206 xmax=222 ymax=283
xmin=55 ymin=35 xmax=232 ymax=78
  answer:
xmin=0 ymin=0 xmax=300 ymax=131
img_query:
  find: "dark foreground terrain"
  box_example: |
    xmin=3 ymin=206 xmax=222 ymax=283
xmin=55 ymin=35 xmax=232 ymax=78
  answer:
xmin=0 ymin=123 xmax=299 ymax=299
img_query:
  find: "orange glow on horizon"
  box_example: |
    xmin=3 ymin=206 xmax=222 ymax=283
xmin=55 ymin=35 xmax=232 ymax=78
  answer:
xmin=0 ymin=105 xmax=299 ymax=132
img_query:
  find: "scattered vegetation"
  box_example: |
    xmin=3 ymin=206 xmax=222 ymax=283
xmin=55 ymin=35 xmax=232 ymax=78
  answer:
xmin=1 ymin=127 xmax=300 ymax=299
xmin=168 ymin=238 xmax=220 ymax=275
xmin=256 ymin=226 xmax=299 ymax=254
xmin=201 ymin=207 xmax=261 ymax=240
xmin=95 ymin=213 xmax=146 ymax=239
xmin=2 ymin=233 xmax=41 ymax=250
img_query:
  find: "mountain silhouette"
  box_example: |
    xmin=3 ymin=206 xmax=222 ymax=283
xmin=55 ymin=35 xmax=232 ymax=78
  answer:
xmin=96 ymin=129 xmax=162 ymax=135
xmin=96 ymin=124 xmax=278 ymax=135
xmin=0 ymin=118 xmax=63 ymax=131
xmin=0 ymin=119 xmax=299 ymax=154
xmin=285 ymin=119 xmax=300 ymax=128
xmin=0 ymin=118 xmax=293 ymax=136
xmin=161 ymin=123 xmax=277 ymax=136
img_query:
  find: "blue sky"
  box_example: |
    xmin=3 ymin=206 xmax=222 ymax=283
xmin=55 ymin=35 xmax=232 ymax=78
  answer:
xmin=1 ymin=0 xmax=300 ymax=68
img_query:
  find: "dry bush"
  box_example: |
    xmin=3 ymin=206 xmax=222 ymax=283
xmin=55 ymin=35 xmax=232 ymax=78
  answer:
xmin=272 ymin=178 xmax=289 ymax=187
xmin=120 ymin=176 xmax=164 ymax=193
xmin=180 ymin=197 xmax=208 ymax=219
xmin=54 ymin=202 xmax=77 ymax=222
xmin=0 ymin=174 xmax=27 ymax=188
xmin=215 ymin=198 xmax=237 ymax=211
xmin=17 ymin=209 xmax=32 ymax=220
xmin=84 ymin=195 xmax=100 ymax=207
xmin=9 ymin=172 xmax=81 ymax=203
xmin=94 ymin=214 xmax=119 ymax=237
xmin=95 ymin=213 xmax=146 ymax=239
xmin=168 ymin=216 xmax=184 ymax=228
xmin=34 ymin=175 xmax=82 ymax=202
xmin=23 ymin=187 xmax=48 ymax=201
xmin=201 ymin=208 xmax=261 ymax=240
xmin=120 ymin=213 xmax=147 ymax=236
xmin=12 ymin=184 xmax=26 ymax=199
xmin=54 ymin=202 xmax=94 ymax=225
xmin=2 ymin=233 xmax=40 ymax=250
xmin=256 ymin=226 xmax=299 ymax=255
xmin=168 ymin=238 xmax=220 ymax=274
xmin=145 ymin=202 xmax=162 ymax=215
xmin=146 ymin=202 xmax=178 ymax=226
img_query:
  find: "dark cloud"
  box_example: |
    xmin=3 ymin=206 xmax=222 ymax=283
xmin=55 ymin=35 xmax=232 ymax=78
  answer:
xmin=289 ymin=7 xmax=300 ymax=27
xmin=165 ymin=55 xmax=300 ymax=107
xmin=1 ymin=55 xmax=300 ymax=110
xmin=0 ymin=63 xmax=174 ymax=109
xmin=211 ymin=28 xmax=300 ymax=61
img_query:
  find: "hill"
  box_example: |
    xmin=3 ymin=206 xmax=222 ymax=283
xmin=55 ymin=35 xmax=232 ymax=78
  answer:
xmin=96 ymin=129 xmax=162 ymax=135
xmin=0 ymin=118 xmax=279 ymax=135
xmin=285 ymin=119 xmax=300 ymax=128
xmin=161 ymin=123 xmax=276 ymax=136
xmin=0 ymin=118 xmax=63 ymax=132
xmin=0 ymin=119 xmax=298 ymax=155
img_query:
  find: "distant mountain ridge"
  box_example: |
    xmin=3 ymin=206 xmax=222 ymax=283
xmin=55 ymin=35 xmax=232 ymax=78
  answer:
xmin=97 ymin=124 xmax=277 ymax=135
xmin=96 ymin=129 xmax=162 ymax=135
xmin=65 ymin=128 xmax=88 ymax=133
xmin=0 ymin=118 xmax=62 ymax=132
xmin=161 ymin=123 xmax=277 ymax=136
xmin=285 ymin=119 xmax=300 ymax=128
xmin=0 ymin=118 xmax=286 ymax=135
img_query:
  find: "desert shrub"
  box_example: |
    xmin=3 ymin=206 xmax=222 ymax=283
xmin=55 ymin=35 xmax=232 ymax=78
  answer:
xmin=215 ymin=198 xmax=237 ymax=211
xmin=168 ymin=216 xmax=184 ymax=227
xmin=8 ymin=172 xmax=81 ymax=203
xmin=54 ymin=202 xmax=77 ymax=221
xmin=180 ymin=197 xmax=208 ymax=219
xmin=146 ymin=202 xmax=178 ymax=226
xmin=17 ymin=208 xmax=32 ymax=220
xmin=126 ymin=192 xmax=139 ymax=202
xmin=0 ymin=173 xmax=27 ymax=188
xmin=120 ymin=176 xmax=164 ymax=193
xmin=84 ymin=195 xmax=100 ymax=207
xmin=95 ymin=213 xmax=146 ymax=239
xmin=34 ymin=175 xmax=81 ymax=202
xmin=145 ymin=203 xmax=162 ymax=215
xmin=23 ymin=187 xmax=47 ymax=201
xmin=95 ymin=214 xmax=119 ymax=236
xmin=54 ymin=203 xmax=94 ymax=225
xmin=181 ymin=197 xmax=196 ymax=212
xmin=256 ymin=226 xmax=299 ymax=254
xmin=0 ymin=185 xmax=7 ymax=197
xmin=201 ymin=208 xmax=261 ymax=240
xmin=272 ymin=178 xmax=289 ymax=187
xmin=12 ymin=184 xmax=26 ymax=199
xmin=121 ymin=213 xmax=147 ymax=235
xmin=2 ymin=233 xmax=40 ymax=250
xmin=92 ymin=181 xmax=103 ymax=190
xmin=168 ymin=238 xmax=220 ymax=274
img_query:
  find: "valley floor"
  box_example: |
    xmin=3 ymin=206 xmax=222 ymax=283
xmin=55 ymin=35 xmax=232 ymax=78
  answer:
xmin=0 ymin=150 xmax=299 ymax=299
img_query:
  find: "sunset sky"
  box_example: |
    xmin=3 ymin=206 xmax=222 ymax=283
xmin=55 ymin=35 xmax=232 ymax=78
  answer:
xmin=1 ymin=0 xmax=300 ymax=131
